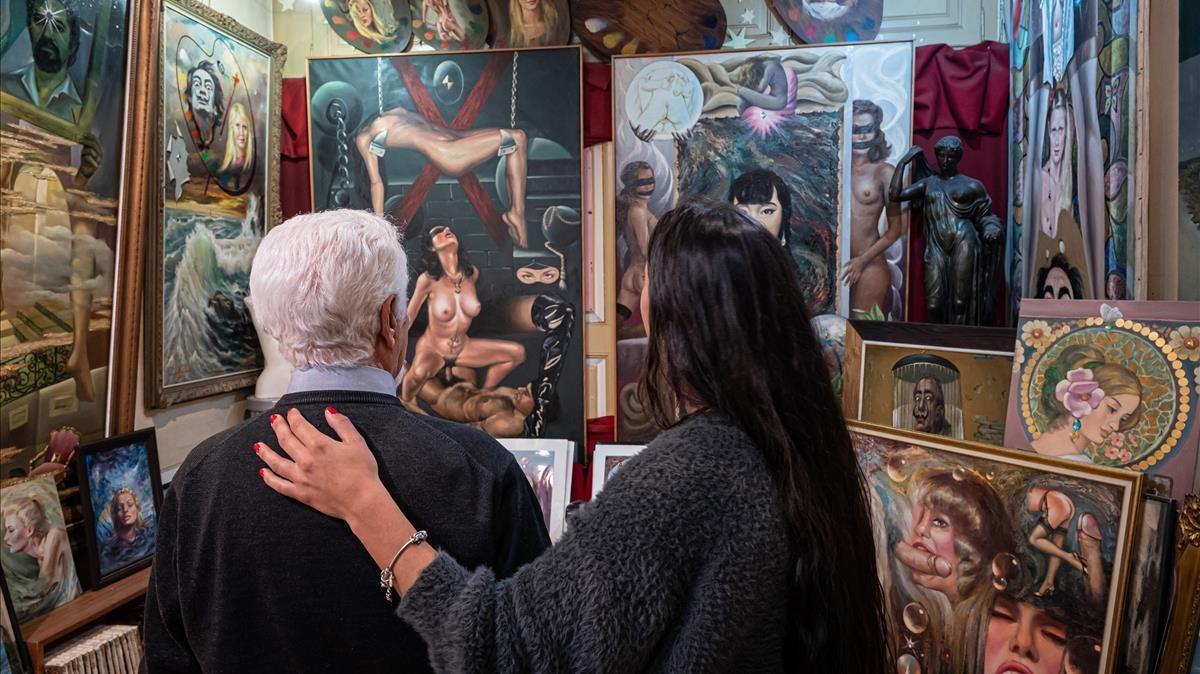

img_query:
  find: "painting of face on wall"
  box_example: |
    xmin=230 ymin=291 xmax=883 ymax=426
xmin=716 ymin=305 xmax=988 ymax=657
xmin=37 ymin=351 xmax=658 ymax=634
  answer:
xmin=843 ymin=322 xmax=1015 ymax=446
xmin=852 ymin=423 xmax=1142 ymax=674
xmin=148 ymin=0 xmax=284 ymax=408
xmin=612 ymin=42 xmax=912 ymax=335
xmin=485 ymin=0 xmax=570 ymax=48
xmin=76 ymin=429 xmax=162 ymax=587
xmin=322 ymin=0 xmax=412 ymax=53
xmin=1 ymin=0 xmax=136 ymax=469
xmin=0 ymin=474 xmax=81 ymax=623
xmin=1004 ymin=300 xmax=1200 ymax=501
xmin=308 ymin=48 xmax=583 ymax=442
xmin=1011 ymin=0 xmax=1140 ymax=306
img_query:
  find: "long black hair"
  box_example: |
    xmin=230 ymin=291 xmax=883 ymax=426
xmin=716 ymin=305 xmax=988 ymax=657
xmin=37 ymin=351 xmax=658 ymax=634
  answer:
xmin=420 ymin=224 xmax=474 ymax=280
xmin=638 ymin=199 xmax=887 ymax=672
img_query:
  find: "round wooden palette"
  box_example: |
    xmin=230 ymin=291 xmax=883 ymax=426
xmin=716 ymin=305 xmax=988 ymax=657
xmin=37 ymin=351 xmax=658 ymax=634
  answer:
xmin=572 ymin=0 xmax=726 ymax=59
xmin=769 ymin=0 xmax=883 ymax=43
xmin=322 ymin=0 xmax=413 ymax=53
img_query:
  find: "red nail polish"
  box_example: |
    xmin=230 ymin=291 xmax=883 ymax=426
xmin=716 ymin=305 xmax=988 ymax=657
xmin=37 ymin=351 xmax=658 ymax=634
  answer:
xmin=259 ymin=468 xmax=266 ymax=479
xmin=326 ymin=406 xmax=339 ymax=416
xmin=270 ymin=414 xmax=279 ymax=423
xmin=253 ymin=443 xmax=262 ymax=454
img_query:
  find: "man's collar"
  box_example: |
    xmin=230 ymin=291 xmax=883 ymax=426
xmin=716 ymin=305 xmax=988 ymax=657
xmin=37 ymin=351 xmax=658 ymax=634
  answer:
xmin=287 ymin=365 xmax=398 ymax=397
xmin=16 ymin=61 xmax=82 ymax=108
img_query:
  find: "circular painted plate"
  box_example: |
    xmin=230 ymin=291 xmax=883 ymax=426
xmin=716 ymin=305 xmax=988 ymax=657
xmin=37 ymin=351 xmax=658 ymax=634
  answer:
xmin=768 ymin=0 xmax=883 ymax=43
xmin=410 ymin=0 xmax=489 ymax=50
xmin=572 ymin=0 xmax=725 ymax=59
xmin=321 ymin=0 xmax=413 ymax=54
xmin=487 ymin=0 xmax=571 ymax=48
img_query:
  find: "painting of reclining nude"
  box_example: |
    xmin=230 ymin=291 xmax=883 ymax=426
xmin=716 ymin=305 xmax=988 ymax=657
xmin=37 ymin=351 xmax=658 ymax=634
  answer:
xmin=851 ymin=423 xmax=1142 ymax=674
xmin=308 ymin=47 xmax=584 ymax=442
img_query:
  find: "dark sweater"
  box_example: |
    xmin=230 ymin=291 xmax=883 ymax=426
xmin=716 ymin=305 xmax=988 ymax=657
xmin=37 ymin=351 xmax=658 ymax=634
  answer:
xmin=398 ymin=412 xmax=792 ymax=673
xmin=143 ymin=391 xmax=550 ymax=673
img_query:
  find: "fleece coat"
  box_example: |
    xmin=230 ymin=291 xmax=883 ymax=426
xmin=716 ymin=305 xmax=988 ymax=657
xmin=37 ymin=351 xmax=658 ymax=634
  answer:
xmin=399 ymin=411 xmax=792 ymax=673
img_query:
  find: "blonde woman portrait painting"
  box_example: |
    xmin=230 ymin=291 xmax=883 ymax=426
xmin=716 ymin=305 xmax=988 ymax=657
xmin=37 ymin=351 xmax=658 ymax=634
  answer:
xmin=1 ymin=482 xmax=80 ymax=621
xmin=1030 ymin=344 xmax=1143 ymax=464
xmin=342 ymin=0 xmax=401 ymax=44
xmin=217 ymin=102 xmax=254 ymax=194
xmin=507 ymin=0 xmax=564 ymax=47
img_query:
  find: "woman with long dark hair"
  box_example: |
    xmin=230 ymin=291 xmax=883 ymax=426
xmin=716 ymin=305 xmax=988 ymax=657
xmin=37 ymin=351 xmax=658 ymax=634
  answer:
xmin=254 ymin=200 xmax=889 ymax=672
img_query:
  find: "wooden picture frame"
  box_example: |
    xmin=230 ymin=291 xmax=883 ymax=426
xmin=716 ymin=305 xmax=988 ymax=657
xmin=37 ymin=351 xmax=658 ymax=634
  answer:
xmin=0 ymin=566 xmax=32 ymax=674
xmin=1157 ymin=493 xmax=1200 ymax=674
xmin=842 ymin=320 xmax=1016 ymax=444
xmin=851 ymin=421 xmax=1145 ymax=674
xmin=74 ymin=429 xmax=164 ymax=588
xmin=144 ymin=0 xmax=286 ymax=408
xmin=590 ymin=443 xmax=644 ymax=498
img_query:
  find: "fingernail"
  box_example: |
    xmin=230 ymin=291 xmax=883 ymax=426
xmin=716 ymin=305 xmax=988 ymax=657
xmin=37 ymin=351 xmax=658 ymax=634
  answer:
xmin=259 ymin=468 xmax=266 ymax=479
xmin=326 ymin=406 xmax=339 ymax=416
xmin=253 ymin=443 xmax=260 ymax=454
xmin=935 ymin=557 xmax=953 ymax=577
xmin=270 ymin=414 xmax=279 ymax=424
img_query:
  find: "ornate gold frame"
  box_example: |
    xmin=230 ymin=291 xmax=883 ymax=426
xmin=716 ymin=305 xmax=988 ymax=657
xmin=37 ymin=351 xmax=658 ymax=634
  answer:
xmin=1157 ymin=494 xmax=1200 ymax=674
xmin=143 ymin=0 xmax=286 ymax=408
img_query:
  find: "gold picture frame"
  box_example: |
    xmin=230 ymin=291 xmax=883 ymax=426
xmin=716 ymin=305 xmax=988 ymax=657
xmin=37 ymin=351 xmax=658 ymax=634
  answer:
xmin=1156 ymin=494 xmax=1200 ymax=674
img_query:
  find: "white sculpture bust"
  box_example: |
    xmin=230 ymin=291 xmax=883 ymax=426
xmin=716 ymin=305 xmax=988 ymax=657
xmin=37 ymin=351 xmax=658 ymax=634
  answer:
xmin=246 ymin=295 xmax=292 ymax=401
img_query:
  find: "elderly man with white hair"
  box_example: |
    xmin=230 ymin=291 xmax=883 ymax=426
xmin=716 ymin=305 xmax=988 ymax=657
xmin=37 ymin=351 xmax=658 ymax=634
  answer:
xmin=143 ymin=210 xmax=550 ymax=673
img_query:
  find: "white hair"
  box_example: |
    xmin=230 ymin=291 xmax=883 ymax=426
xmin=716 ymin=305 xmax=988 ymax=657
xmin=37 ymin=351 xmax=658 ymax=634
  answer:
xmin=249 ymin=210 xmax=408 ymax=369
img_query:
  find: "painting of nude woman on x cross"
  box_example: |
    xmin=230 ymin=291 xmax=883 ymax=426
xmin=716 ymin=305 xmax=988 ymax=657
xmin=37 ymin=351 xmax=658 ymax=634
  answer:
xmin=307 ymin=47 xmax=584 ymax=442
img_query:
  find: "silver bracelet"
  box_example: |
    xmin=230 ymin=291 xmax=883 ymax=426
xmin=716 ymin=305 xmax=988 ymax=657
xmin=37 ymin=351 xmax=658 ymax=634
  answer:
xmin=380 ymin=530 xmax=428 ymax=602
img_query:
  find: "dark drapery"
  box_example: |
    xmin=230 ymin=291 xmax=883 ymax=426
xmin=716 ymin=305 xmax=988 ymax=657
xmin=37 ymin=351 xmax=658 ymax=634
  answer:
xmin=280 ymin=77 xmax=312 ymax=220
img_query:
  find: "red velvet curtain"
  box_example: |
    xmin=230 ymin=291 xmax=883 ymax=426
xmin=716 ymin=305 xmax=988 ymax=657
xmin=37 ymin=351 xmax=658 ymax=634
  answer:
xmin=280 ymin=78 xmax=313 ymax=220
xmin=908 ymin=41 xmax=1010 ymax=324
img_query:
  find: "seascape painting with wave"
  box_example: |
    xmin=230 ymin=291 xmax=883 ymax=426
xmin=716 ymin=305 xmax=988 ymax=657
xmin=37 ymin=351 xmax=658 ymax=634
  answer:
xmin=147 ymin=0 xmax=285 ymax=407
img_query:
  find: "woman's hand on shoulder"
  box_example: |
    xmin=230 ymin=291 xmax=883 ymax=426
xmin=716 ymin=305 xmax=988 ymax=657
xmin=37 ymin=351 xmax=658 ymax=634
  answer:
xmin=256 ymin=408 xmax=388 ymax=524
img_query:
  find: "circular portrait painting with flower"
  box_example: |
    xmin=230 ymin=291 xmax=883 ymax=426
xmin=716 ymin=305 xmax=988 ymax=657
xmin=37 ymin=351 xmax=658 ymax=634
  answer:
xmin=1018 ymin=320 xmax=1196 ymax=471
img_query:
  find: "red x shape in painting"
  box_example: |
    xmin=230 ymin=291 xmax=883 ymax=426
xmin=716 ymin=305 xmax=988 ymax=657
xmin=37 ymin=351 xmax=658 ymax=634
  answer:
xmin=389 ymin=53 xmax=512 ymax=249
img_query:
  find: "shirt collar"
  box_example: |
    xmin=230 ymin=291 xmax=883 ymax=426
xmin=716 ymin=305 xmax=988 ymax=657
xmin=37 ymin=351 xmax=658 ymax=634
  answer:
xmin=16 ymin=61 xmax=82 ymax=108
xmin=287 ymin=365 xmax=398 ymax=397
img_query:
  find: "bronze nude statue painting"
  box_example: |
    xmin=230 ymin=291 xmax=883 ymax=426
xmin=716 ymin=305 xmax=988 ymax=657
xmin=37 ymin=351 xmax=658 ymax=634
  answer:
xmin=889 ymin=136 xmax=1004 ymax=325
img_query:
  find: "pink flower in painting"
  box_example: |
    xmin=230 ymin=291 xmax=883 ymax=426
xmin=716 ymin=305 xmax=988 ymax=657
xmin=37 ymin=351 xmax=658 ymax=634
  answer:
xmin=1109 ymin=432 xmax=1125 ymax=448
xmin=1104 ymin=446 xmax=1122 ymax=460
xmin=1055 ymin=368 xmax=1106 ymax=419
xmin=1119 ymin=450 xmax=1133 ymax=463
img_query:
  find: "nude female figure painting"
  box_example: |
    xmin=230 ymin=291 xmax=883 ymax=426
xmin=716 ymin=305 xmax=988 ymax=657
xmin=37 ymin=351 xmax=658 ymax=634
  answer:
xmin=308 ymin=48 xmax=584 ymax=442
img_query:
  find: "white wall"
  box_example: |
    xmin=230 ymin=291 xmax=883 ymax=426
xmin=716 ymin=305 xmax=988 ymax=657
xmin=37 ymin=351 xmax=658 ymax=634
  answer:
xmin=138 ymin=0 xmax=272 ymax=471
